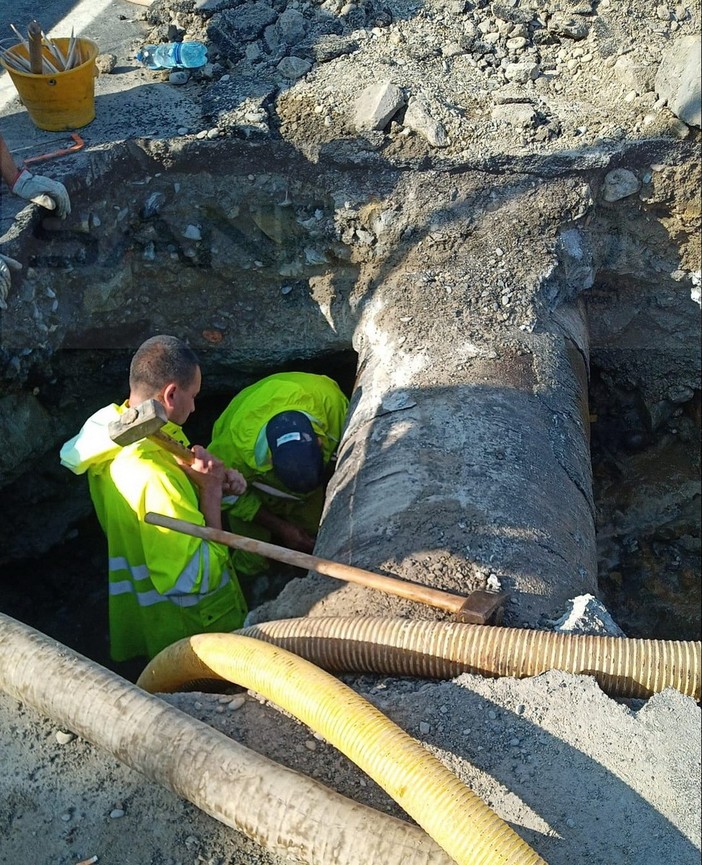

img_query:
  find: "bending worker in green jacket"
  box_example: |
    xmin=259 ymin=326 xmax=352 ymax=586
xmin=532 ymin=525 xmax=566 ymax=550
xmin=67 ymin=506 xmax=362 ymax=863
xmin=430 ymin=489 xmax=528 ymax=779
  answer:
xmin=60 ymin=335 xmax=248 ymax=663
xmin=209 ymin=371 xmax=349 ymax=571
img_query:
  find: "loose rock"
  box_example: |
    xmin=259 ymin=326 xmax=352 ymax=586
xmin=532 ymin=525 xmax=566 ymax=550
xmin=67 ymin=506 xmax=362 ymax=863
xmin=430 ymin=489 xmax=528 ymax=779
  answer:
xmin=353 ymin=81 xmax=406 ymax=131
xmin=601 ymin=168 xmax=642 ymax=201
xmin=655 ymin=33 xmax=701 ymax=127
xmin=55 ymin=730 xmax=76 ymax=745
xmin=403 ymin=98 xmax=449 ymax=147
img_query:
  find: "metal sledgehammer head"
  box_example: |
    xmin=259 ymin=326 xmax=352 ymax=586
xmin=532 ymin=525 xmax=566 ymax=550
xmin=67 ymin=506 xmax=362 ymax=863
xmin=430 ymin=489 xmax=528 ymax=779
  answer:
xmin=454 ymin=590 xmax=508 ymax=625
xmin=108 ymin=399 xmax=168 ymax=446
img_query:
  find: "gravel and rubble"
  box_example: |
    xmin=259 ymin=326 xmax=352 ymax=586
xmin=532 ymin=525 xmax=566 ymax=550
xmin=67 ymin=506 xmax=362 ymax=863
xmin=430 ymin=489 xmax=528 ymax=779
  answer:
xmin=1 ymin=666 xmax=699 ymax=865
xmin=0 ymin=0 xmax=700 ymax=863
xmin=135 ymin=0 xmax=700 ymax=160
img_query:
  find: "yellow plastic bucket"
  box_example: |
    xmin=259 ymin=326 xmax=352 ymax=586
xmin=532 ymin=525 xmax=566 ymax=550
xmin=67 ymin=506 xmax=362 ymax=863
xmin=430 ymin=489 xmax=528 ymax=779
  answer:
xmin=0 ymin=37 xmax=98 ymax=131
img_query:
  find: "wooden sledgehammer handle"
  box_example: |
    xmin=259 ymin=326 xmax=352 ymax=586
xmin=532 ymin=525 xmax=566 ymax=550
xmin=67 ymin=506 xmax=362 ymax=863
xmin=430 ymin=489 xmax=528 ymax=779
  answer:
xmin=143 ymin=431 xmax=299 ymax=501
xmin=147 ymin=429 xmax=197 ymax=463
xmin=145 ymin=512 xmax=491 ymax=620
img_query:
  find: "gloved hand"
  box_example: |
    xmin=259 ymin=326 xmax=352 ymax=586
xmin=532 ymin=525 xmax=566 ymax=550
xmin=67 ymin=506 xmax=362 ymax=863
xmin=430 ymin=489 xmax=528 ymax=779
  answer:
xmin=12 ymin=169 xmax=71 ymax=218
xmin=0 ymin=253 xmax=22 ymax=310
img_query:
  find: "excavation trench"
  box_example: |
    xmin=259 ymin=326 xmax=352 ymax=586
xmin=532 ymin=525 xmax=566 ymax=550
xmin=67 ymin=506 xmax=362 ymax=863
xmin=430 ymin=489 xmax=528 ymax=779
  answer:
xmin=0 ymin=138 xmax=699 ymax=677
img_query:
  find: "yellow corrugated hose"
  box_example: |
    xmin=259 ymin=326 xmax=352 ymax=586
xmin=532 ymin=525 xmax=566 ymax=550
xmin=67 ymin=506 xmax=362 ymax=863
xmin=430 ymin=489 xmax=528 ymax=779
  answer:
xmin=138 ymin=632 xmax=548 ymax=865
xmin=237 ymin=616 xmax=701 ymax=700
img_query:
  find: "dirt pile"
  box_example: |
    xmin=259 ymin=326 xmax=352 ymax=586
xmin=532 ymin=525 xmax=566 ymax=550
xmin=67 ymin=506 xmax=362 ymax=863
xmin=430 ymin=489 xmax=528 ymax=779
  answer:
xmin=1 ymin=663 xmax=700 ymax=865
xmin=139 ymin=0 xmax=700 ymax=159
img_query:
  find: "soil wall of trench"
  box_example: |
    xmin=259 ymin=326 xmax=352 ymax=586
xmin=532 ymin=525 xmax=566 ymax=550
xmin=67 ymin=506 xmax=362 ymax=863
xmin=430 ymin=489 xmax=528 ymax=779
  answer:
xmin=0 ymin=135 xmax=699 ymax=639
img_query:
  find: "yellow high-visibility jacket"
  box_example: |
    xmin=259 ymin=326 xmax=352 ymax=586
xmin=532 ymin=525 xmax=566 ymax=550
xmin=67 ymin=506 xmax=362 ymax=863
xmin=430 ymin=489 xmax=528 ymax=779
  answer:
xmin=60 ymin=403 xmax=247 ymax=662
xmin=208 ymin=372 xmax=349 ymax=523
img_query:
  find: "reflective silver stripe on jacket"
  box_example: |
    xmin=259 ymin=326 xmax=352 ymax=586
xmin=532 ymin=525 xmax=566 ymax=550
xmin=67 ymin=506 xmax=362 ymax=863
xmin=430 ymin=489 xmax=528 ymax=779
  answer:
xmin=168 ymin=544 xmax=211 ymax=596
xmin=108 ymin=552 xmax=229 ymax=609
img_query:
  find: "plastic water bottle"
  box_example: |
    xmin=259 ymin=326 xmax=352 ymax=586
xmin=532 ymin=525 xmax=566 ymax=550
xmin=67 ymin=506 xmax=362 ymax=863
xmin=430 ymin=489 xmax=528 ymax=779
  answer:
xmin=136 ymin=42 xmax=208 ymax=70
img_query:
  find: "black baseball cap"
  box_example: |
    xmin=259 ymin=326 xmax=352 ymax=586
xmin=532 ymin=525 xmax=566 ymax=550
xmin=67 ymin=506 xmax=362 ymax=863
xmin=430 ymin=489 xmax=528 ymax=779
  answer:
xmin=266 ymin=411 xmax=324 ymax=493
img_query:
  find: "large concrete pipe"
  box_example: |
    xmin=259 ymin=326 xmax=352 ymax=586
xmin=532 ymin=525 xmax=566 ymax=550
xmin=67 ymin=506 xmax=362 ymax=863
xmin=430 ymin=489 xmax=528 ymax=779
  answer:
xmin=328 ymin=301 xmax=594 ymax=629
xmin=254 ymin=176 xmax=600 ymax=629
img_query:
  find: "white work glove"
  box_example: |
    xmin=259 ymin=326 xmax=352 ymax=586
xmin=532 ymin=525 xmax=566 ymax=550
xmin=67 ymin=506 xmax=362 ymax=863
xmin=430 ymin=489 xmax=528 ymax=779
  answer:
xmin=12 ymin=168 xmax=71 ymax=218
xmin=0 ymin=253 xmax=22 ymax=310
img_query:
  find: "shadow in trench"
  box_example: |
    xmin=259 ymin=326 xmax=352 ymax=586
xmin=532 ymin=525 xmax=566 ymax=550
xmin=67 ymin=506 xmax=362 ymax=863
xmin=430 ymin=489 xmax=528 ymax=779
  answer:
xmin=0 ymin=352 xmax=360 ymax=681
xmin=0 ymin=513 xmax=308 ymax=683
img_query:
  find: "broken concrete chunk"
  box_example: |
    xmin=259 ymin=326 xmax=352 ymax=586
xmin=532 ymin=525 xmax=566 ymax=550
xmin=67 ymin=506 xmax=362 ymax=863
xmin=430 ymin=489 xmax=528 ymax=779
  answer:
xmin=602 ymin=168 xmax=641 ymax=202
xmin=353 ymin=81 xmax=406 ymax=132
xmin=655 ymin=33 xmax=701 ymax=128
xmin=551 ymin=594 xmax=626 ymax=637
xmin=277 ymin=56 xmax=312 ymax=79
xmin=403 ymin=99 xmax=448 ymax=147
xmin=548 ymin=12 xmax=589 ymax=39
xmin=266 ymin=10 xmax=308 ymax=51
xmin=309 ymin=34 xmax=359 ymax=63
xmin=614 ymin=55 xmax=656 ymax=95
xmin=504 ymin=61 xmax=540 ymax=84
xmin=209 ymin=4 xmax=278 ymax=50
xmin=491 ymin=103 xmax=536 ymax=127
xmin=277 ymin=8 xmax=308 ymax=45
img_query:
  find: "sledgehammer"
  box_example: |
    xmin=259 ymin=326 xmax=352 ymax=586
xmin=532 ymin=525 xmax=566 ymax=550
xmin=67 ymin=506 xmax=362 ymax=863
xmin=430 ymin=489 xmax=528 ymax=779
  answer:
xmin=145 ymin=512 xmax=508 ymax=625
xmin=107 ymin=398 xmax=299 ymax=501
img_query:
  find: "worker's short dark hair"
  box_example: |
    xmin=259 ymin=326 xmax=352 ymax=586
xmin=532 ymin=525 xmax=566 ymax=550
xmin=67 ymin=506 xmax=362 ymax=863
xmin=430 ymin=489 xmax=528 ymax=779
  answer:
xmin=129 ymin=335 xmax=200 ymax=396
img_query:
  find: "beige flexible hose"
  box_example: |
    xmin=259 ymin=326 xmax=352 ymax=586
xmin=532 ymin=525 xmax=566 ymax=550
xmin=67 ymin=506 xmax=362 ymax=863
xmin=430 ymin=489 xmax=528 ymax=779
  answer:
xmin=237 ymin=617 xmax=701 ymax=700
xmin=138 ymin=631 xmax=548 ymax=865
xmin=0 ymin=613 xmax=457 ymax=865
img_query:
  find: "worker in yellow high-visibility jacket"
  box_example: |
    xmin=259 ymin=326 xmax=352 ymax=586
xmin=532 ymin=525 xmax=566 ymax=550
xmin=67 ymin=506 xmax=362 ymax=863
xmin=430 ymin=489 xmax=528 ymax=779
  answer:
xmin=60 ymin=335 xmax=248 ymax=662
xmin=209 ymin=372 xmax=349 ymax=572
